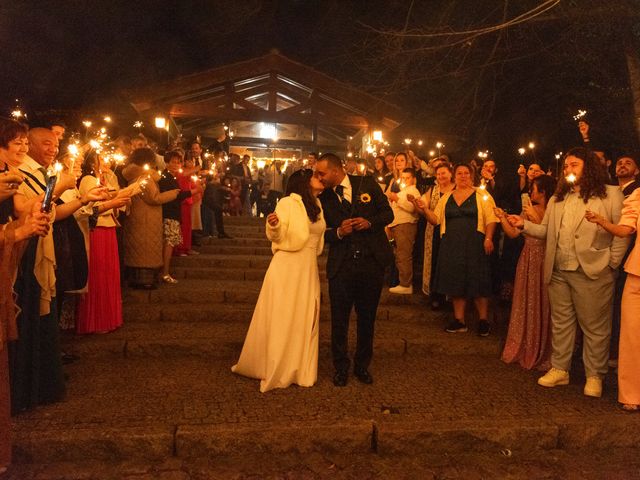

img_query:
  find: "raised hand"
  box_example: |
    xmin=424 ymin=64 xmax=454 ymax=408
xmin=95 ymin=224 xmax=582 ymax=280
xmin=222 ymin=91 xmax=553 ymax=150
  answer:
xmin=267 ymin=213 xmax=279 ymax=226
xmin=585 ymin=209 xmax=603 ymax=225
xmin=17 ymin=199 xmax=51 ymax=240
xmin=507 ymin=214 xmax=524 ymax=228
xmin=351 ymin=216 xmax=371 ymax=231
xmin=338 ymin=218 xmax=354 ymax=237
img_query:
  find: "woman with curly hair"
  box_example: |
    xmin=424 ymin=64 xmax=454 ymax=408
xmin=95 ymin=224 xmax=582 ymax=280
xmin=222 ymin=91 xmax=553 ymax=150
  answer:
xmin=509 ymin=147 xmax=628 ymax=398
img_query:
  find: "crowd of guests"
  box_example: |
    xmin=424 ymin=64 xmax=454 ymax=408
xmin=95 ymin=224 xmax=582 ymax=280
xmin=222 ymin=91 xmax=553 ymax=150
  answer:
xmin=0 ymin=118 xmax=282 ymax=472
xmin=1 ymin=113 xmax=640 ymax=473
xmin=370 ymin=129 xmax=640 ymax=415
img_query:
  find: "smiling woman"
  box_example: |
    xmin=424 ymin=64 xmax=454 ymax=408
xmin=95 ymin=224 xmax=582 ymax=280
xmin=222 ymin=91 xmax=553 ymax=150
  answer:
xmin=0 ymin=120 xmax=29 ymax=170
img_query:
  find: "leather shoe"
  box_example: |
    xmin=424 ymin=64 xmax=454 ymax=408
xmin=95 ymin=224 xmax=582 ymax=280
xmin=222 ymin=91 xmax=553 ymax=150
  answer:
xmin=354 ymin=369 xmax=373 ymax=385
xmin=333 ymin=371 xmax=348 ymax=387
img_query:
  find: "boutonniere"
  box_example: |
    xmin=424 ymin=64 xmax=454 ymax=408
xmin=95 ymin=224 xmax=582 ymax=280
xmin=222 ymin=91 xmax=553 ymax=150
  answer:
xmin=359 ymin=193 xmax=371 ymax=204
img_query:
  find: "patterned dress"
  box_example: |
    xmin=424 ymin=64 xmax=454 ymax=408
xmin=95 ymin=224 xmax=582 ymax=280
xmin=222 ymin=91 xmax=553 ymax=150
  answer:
xmin=501 ymin=236 xmax=551 ymax=370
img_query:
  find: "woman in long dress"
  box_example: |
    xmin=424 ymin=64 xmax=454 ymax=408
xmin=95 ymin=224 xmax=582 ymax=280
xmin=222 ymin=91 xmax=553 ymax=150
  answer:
xmin=232 ymin=169 xmax=326 ymax=392
xmin=412 ymin=162 xmax=454 ymax=307
xmin=496 ymin=175 xmax=556 ymax=370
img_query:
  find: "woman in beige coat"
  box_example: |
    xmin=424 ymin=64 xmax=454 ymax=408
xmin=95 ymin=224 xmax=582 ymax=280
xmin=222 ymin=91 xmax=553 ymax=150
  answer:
xmin=122 ymin=148 xmax=179 ymax=289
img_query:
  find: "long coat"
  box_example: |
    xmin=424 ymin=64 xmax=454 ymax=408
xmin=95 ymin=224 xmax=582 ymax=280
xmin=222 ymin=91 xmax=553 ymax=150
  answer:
xmin=122 ymin=164 xmax=177 ymax=269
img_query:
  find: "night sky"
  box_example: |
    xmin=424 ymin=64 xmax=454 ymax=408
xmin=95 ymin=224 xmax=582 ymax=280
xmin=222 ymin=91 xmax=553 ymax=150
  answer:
xmin=2 ymin=0 xmax=639 ymax=165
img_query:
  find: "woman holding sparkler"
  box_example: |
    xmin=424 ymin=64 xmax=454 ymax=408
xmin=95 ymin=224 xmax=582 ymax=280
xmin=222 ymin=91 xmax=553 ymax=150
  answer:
xmin=232 ymin=169 xmax=325 ymax=392
xmin=76 ymin=151 xmax=131 ymax=334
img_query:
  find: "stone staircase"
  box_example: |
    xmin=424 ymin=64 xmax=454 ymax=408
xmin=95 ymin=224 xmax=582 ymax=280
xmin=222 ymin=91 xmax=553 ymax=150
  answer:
xmin=9 ymin=216 xmax=640 ymax=474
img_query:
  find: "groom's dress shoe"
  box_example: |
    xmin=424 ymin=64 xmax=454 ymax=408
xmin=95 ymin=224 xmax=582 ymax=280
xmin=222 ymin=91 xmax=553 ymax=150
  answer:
xmin=333 ymin=371 xmax=348 ymax=387
xmin=354 ymin=369 xmax=373 ymax=385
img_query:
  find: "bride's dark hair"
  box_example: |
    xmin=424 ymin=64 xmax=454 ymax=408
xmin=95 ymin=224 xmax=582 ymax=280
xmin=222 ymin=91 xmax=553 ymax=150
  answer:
xmin=285 ymin=168 xmax=321 ymax=223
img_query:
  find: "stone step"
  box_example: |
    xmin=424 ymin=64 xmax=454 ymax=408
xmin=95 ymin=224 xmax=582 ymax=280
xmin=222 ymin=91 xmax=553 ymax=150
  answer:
xmin=172 ymin=254 xmax=277 ymax=269
xmin=122 ymin=279 xmax=430 ymax=307
xmin=201 ymin=237 xmax=271 ymax=248
xmin=11 ymin=350 xmax=640 ymax=464
xmin=219 ymin=216 xmax=266 ymax=225
xmin=194 ymin=245 xmax=274 ymax=256
xmin=61 ymin=314 xmax=504 ymax=360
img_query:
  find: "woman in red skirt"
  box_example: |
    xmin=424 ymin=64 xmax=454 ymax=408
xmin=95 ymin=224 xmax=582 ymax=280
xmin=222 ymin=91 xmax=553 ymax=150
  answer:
xmin=76 ymin=152 xmax=131 ymax=334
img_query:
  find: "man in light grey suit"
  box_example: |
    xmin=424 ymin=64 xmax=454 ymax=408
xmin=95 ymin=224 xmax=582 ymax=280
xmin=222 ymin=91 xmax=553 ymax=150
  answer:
xmin=510 ymin=147 xmax=629 ymax=398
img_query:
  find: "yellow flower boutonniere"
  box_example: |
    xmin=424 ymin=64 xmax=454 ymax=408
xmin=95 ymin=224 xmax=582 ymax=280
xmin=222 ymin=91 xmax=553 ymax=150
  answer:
xmin=359 ymin=193 xmax=371 ymax=204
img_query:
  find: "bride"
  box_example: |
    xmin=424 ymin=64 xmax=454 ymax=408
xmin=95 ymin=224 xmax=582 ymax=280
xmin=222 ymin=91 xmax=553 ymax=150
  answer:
xmin=232 ymin=169 xmax=326 ymax=392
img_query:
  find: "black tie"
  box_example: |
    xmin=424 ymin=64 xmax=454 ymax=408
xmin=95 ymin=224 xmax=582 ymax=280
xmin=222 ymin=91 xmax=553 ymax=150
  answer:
xmin=335 ymin=185 xmax=351 ymax=213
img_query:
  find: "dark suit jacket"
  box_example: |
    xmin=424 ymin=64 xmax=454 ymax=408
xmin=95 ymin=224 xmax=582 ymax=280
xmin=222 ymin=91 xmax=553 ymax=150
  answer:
xmin=319 ymin=175 xmax=394 ymax=279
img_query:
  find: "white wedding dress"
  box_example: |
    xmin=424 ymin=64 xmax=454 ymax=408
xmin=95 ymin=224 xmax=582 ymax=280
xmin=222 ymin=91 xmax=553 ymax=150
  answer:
xmin=231 ymin=215 xmax=326 ymax=392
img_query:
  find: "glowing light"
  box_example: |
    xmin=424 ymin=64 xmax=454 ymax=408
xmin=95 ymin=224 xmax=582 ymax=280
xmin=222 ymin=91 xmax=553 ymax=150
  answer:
xmin=377 ymin=176 xmax=384 ymax=182
xmin=429 ymin=150 xmax=435 ymax=157
xmin=143 ymin=164 xmax=150 ymax=171
xmin=103 ymin=116 xmax=112 ymax=123
xmin=133 ymin=121 xmax=144 ymax=129
xmin=479 ymin=183 xmax=486 ymax=190
xmin=257 ymin=160 xmax=266 ymax=169
xmin=566 ymin=173 xmax=577 ymax=184
xmin=518 ymin=148 xmax=526 ymax=155
xmin=483 ymin=194 xmax=489 ymax=201
xmin=54 ymin=162 xmax=63 ymax=173
xmin=223 ymin=125 xmax=229 ymax=131
xmin=436 ymin=142 xmax=444 ymax=149
xmin=404 ymin=138 xmax=412 ymax=145
xmin=89 ymin=140 xmax=101 ymax=150
xmin=260 ymin=123 xmax=277 ymax=141
xmin=555 ymin=153 xmax=561 ymax=160
xmin=347 ymin=152 xmax=354 ymax=158
xmin=573 ymin=109 xmax=587 ymax=121
xmin=191 ymin=175 xmax=198 ymax=182
xmin=82 ymin=120 xmax=92 ymax=128
xmin=178 ymin=168 xmax=183 ymax=174
xmin=154 ymin=117 xmax=167 ymax=129
xmin=11 ymin=109 xmax=23 ymax=119
xmin=358 ymin=163 xmax=366 ymax=173
xmin=418 ymin=140 xmax=423 ymax=146
xmin=372 ymin=130 xmax=383 ymax=142
xmin=67 ymin=144 xmax=79 ymax=156
xmin=528 ymin=142 xmax=535 ymax=149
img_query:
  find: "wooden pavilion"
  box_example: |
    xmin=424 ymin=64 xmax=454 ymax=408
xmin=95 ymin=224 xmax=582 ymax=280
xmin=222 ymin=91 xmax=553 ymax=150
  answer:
xmin=125 ymin=50 xmax=403 ymax=158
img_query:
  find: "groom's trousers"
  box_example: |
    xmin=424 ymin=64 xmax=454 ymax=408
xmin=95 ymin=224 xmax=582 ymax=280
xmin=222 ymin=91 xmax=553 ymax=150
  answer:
xmin=328 ymin=255 xmax=385 ymax=373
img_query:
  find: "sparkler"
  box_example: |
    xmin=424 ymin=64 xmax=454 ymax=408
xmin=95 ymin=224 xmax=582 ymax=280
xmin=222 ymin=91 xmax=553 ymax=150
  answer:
xmin=518 ymin=147 xmax=526 ymax=156
xmin=573 ymin=109 xmax=587 ymax=121
xmin=566 ymin=173 xmax=577 ymax=184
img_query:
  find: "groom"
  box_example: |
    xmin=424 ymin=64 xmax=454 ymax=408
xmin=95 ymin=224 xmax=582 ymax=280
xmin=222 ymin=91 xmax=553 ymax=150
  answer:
xmin=315 ymin=153 xmax=394 ymax=386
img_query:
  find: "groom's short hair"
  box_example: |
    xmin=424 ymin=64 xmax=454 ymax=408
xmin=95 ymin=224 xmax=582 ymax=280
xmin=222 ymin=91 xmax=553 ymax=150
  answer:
xmin=318 ymin=152 xmax=343 ymax=169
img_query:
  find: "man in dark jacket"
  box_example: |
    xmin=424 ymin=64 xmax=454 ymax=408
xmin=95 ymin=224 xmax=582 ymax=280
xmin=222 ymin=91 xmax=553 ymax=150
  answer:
xmin=315 ymin=153 xmax=394 ymax=387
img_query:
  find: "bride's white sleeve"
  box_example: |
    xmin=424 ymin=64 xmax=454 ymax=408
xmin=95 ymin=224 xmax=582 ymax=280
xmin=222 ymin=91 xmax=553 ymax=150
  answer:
xmin=266 ymin=197 xmax=290 ymax=243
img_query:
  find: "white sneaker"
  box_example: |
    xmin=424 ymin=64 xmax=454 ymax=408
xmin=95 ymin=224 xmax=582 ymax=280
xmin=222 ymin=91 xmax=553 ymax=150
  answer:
xmin=584 ymin=376 xmax=603 ymax=398
xmin=389 ymin=285 xmax=413 ymax=294
xmin=537 ymin=368 xmax=570 ymax=388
